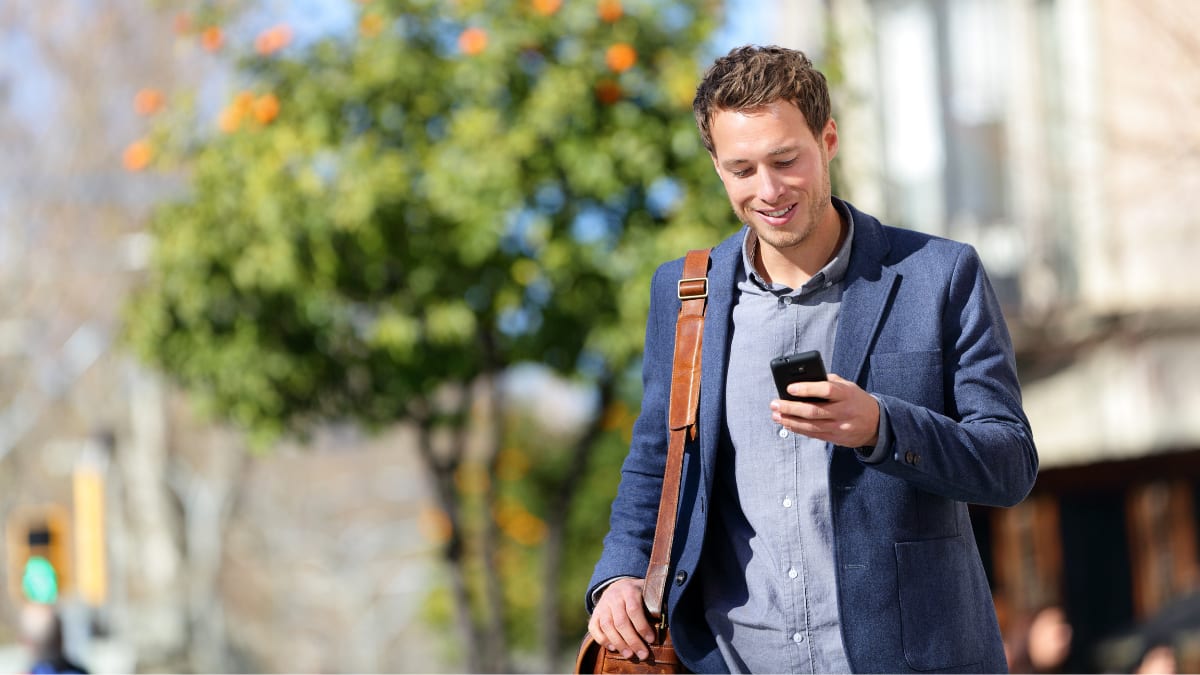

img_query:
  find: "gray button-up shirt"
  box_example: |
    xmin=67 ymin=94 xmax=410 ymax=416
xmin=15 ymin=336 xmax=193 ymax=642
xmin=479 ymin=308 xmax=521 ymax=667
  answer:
xmin=699 ymin=203 xmax=855 ymax=674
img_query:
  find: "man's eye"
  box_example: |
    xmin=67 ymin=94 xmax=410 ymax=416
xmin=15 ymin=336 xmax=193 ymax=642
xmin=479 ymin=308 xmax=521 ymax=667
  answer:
xmin=731 ymin=169 xmax=751 ymax=178
xmin=776 ymin=159 xmax=796 ymax=168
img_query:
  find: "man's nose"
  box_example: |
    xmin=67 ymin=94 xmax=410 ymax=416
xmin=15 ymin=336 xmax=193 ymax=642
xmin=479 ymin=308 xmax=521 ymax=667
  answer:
xmin=756 ymin=170 xmax=786 ymax=202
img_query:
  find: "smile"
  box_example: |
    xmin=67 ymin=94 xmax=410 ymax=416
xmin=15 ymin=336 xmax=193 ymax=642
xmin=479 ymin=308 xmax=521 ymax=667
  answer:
xmin=756 ymin=204 xmax=796 ymax=222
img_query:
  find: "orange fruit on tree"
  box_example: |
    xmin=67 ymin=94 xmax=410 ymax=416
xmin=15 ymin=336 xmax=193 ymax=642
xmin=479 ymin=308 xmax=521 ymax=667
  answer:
xmin=605 ymin=42 xmax=637 ymax=72
xmin=598 ymin=0 xmax=623 ymax=22
xmin=218 ymin=106 xmax=242 ymax=133
xmin=458 ymin=27 xmax=488 ymax=56
xmin=255 ymin=24 xmax=292 ymax=55
xmin=253 ymin=94 xmax=280 ymax=124
xmin=122 ymin=140 xmax=153 ymax=172
xmin=133 ymin=88 xmax=165 ymax=116
xmin=359 ymin=13 xmax=385 ymax=37
xmin=532 ymin=0 xmax=561 ymax=15
xmin=232 ymin=91 xmax=255 ymax=114
xmin=200 ymin=26 xmax=223 ymax=52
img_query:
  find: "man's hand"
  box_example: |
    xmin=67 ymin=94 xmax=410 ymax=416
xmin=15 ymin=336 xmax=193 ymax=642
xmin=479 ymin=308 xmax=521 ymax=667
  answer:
xmin=770 ymin=373 xmax=880 ymax=447
xmin=588 ymin=578 xmax=656 ymax=661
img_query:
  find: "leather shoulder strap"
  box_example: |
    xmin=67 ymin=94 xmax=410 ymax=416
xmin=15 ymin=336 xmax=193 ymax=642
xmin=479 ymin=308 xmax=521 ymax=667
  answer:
xmin=643 ymin=248 xmax=710 ymax=622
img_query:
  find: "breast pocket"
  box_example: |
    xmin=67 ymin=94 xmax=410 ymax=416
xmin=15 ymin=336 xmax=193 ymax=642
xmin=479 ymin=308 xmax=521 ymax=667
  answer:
xmin=867 ymin=350 xmax=944 ymax=413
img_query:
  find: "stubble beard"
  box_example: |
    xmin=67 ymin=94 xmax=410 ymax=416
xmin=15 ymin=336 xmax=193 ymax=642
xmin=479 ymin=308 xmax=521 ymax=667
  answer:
xmin=739 ymin=166 xmax=832 ymax=257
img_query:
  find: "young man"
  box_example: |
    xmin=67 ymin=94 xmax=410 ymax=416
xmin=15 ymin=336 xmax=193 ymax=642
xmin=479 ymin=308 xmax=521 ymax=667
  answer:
xmin=586 ymin=45 xmax=1038 ymax=673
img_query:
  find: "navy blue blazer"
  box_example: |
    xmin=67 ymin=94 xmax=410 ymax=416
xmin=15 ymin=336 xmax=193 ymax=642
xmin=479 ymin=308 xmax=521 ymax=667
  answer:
xmin=588 ymin=201 xmax=1038 ymax=673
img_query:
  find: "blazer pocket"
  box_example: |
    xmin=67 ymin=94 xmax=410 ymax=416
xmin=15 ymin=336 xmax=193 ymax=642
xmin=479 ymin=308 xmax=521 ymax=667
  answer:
xmin=868 ymin=350 xmax=943 ymax=412
xmin=894 ymin=536 xmax=984 ymax=672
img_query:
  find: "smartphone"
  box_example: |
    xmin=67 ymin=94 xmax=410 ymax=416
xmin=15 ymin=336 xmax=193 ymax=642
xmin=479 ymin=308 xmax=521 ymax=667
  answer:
xmin=770 ymin=350 xmax=829 ymax=403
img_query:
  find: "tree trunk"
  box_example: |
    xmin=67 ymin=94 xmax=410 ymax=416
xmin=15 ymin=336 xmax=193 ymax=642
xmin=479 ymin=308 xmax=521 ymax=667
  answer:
xmin=167 ymin=444 xmax=246 ymax=674
xmin=541 ymin=374 xmax=616 ymax=671
xmin=478 ymin=372 xmax=511 ymax=673
xmin=415 ymin=408 xmax=484 ymax=674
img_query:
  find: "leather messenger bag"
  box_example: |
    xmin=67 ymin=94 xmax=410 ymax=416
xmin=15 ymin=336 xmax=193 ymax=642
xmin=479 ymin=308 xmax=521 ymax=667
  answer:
xmin=574 ymin=249 xmax=710 ymax=674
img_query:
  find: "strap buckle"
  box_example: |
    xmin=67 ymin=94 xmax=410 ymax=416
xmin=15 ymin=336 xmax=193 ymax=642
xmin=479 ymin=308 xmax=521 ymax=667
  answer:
xmin=677 ymin=277 xmax=708 ymax=300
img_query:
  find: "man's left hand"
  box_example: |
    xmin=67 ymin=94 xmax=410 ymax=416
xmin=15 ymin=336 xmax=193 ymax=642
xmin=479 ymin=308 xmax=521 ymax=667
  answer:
xmin=770 ymin=373 xmax=880 ymax=447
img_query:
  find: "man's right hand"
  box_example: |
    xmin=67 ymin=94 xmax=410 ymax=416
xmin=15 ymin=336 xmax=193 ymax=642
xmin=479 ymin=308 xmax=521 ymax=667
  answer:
xmin=588 ymin=577 xmax=657 ymax=662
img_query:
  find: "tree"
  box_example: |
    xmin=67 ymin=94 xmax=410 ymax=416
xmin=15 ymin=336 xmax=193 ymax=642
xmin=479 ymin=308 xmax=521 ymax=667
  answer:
xmin=124 ymin=0 xmax=730 ymax=670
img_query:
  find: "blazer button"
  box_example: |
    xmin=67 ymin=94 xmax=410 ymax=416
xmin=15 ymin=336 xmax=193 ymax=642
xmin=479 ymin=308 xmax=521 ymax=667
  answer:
xmin=675 ymin=570 xmax=688 ymax=586
xmin=904 ymin=451 xmax=915 ymax=464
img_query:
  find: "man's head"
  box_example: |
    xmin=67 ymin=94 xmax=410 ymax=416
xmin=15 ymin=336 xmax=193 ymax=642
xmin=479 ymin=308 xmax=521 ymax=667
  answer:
xmin=694 ymin=46 xmax=841 ymax=275
xmin=693 ymin=45 xmax=831 ymax=156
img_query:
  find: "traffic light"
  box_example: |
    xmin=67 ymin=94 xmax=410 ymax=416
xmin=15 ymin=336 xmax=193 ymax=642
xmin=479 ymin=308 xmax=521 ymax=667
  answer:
xmin=5 ymin=505 xmax=71 ymax=602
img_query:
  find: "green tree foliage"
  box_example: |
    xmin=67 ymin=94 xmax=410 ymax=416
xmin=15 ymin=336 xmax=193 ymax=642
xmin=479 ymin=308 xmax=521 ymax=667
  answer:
xmin=127 ymin=0 xmax=729 ymax=436
xmin=125 ymin=0 xmax=731 ymax=670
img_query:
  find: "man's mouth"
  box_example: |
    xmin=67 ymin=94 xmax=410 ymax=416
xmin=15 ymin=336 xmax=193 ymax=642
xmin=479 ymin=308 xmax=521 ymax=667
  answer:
xmin=756 ymin=204 xmax=796 ymax=223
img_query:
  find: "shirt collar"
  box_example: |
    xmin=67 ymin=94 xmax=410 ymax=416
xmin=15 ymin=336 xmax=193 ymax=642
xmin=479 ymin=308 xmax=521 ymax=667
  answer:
xmin=740 ymin=197 xmax=855 ymax=295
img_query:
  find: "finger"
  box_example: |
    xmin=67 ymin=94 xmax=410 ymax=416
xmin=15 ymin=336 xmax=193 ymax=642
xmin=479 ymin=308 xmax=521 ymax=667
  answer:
xmin=595 ymin=609 xmax=633 ymax=655
xmin=623 ymin=592 xmax=657 ymax=645
xmin=771 ymin=400 xmax=830 ymax=420
xmin=588 ymin=613 xmax=612 ymax=651
xmin=785 ymin=380 xmax=835 ymax=401
xmin=611 ymin=597 xmax=650 ymax=659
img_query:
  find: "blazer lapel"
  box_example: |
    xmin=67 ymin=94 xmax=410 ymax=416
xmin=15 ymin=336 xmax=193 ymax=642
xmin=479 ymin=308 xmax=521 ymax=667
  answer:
xmin=697 ymin=230 xmax=742 ymax=497
xmin=831 ymin=205 xmax=898 ymax=385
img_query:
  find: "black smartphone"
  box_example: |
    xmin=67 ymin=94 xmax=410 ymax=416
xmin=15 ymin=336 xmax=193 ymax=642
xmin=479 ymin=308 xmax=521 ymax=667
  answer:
xmin=770 ymin=350 xmax=829 ymax=403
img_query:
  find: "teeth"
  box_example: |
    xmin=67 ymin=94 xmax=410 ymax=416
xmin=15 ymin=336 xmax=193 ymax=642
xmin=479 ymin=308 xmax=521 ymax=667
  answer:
xmin=764 ymin=206 xmax=790 ymax=217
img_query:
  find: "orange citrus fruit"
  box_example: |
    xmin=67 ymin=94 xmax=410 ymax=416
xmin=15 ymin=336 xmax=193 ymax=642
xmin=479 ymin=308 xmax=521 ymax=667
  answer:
xmin=133 ymin=88 xmax=165 ymax=116
xmin=122 ymin=140 xmax=153 ymax=171
xmin=253 ymin=94 xmax=280 ymax=124
xmin=459 ymin=27 xmax=488 ymax=55
xmin=606 ymin=42 xmax=637 ymax=72
xmin=598 ymin=0 xmax=623 ymax=22
xmin=200 ymin=26 xmax=223 ymax=52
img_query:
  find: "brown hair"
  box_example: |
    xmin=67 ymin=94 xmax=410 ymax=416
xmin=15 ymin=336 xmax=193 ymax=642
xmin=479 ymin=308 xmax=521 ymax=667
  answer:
xmin=692 ymin=45 xmax=831 ymax=154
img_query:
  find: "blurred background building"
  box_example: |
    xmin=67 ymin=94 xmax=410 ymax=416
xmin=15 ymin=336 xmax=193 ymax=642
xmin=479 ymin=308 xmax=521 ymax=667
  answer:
xmin=1 ymin=0 xmax=1198 ymax=673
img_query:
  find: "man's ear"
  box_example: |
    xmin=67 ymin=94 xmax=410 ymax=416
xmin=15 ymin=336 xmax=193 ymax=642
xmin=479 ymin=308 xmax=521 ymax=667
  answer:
xmin=823 ymin=118 xmax=839 ymax=161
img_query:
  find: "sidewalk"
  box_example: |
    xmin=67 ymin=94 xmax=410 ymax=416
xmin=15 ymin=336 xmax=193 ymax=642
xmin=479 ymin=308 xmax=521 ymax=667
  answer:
xmin=0 ymin=644 xmax=26 ymax=675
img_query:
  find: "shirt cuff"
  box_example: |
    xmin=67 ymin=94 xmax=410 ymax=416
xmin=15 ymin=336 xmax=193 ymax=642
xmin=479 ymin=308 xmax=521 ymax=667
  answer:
xmin=854 ymin=395 xmax=892 ymax=464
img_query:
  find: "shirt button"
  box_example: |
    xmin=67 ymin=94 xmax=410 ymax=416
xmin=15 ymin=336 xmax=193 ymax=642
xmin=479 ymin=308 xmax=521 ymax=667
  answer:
xmin=792 ymin=632 xmax=804 ymax=643
xmin=782 ymin=497 xmax=792 ymax=508
xmin=778 ymin=428 xmax=789 ymax=438
xmin=781 ymin=296 xmax=793 ymax=305
xmin=788 ymin=568 xmax=798 ymax=579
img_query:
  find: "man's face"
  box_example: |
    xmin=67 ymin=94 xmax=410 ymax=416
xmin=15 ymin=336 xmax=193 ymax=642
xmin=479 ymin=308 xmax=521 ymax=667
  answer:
xmin=709 ymin=100 xmax=838 ymax=254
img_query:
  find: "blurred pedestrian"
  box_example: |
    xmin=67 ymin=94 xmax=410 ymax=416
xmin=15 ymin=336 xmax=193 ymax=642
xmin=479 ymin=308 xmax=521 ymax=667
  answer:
xmin=18 ymin=602 xmax=87 ymax=675
xmin=1025 ymin=605 xmax=1072 ymax=673
xmin=1134 ymin=643 xmax=1178 ymax=675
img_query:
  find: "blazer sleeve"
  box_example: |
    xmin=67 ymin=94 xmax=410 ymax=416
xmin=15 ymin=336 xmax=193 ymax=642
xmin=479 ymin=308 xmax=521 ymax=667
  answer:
xmin=865 ymin=245 xmax=1038 ymax=507
xmin=585 ymin=261 xmax=681 ymax=612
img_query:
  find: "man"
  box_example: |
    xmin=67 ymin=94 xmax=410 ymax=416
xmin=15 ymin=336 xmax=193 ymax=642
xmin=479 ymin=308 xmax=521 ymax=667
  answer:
xmin=586 ymin=45 xmax=1037 ymax=673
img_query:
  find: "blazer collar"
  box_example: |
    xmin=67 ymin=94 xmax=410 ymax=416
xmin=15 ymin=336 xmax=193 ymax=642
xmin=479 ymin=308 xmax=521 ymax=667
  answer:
xmin=703 ymin=198 xmax=897 ymax=384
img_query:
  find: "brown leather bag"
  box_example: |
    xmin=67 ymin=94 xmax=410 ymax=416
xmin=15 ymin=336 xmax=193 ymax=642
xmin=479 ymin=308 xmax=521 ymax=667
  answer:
xmin=574 ymin=249 xmax=710 ymax=674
